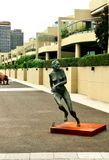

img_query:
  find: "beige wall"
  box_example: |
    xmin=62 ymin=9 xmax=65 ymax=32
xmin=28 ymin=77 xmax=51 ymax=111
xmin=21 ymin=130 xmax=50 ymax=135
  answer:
xmin=1 ymin=66 xmax=109 ymax=103
xmin=74 ymin=9 xmax=92 ymax=20
xmin=17 ymin=69 xmax=24 ymax=81
xmin=27 ymin=68 xmax=43 ymax=85
xmin=78 ymin=66 xmax=109 ymax=103
xmin=89 ymin=0 xmax=108 ymax=11
xmin=46 ymin=27 xmax=57 ymax=36
xmin=43 ymin=68 xmax=52 ymax=88
xmin=27 ymin=68 xmax=38 ymax=84
xmin=10 ymin=69 xmax=16 ymax=78
xmin=64 ymin=67 xmax=78 ymax=93
xmin=0 ymin=69 xmax=5 ymax=75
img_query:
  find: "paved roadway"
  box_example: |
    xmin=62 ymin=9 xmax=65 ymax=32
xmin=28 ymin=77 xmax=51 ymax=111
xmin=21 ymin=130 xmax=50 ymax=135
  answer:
xmin=0 ymin=79 xmax=109 ymax=159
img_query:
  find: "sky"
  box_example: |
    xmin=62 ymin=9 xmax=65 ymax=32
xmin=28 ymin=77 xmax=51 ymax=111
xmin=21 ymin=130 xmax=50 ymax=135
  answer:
xmin=0 ymin=0 xmax=91 ymax=42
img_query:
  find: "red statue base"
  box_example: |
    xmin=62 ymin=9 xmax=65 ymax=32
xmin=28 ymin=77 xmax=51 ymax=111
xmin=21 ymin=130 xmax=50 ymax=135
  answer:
xmin=50 ymin=122 xmax=106 ymax=136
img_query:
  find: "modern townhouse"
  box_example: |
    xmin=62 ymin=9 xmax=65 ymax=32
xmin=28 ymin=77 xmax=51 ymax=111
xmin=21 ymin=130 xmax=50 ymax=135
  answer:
xmin=0 ymin=0 xmax=108 ymax=65
xmin=37 ymin=0 xmax=108 ymax=60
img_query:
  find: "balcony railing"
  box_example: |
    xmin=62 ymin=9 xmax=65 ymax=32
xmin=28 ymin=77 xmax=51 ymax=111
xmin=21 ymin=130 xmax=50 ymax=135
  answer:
xmin=61 ymin=19 xmax=97 ymax=39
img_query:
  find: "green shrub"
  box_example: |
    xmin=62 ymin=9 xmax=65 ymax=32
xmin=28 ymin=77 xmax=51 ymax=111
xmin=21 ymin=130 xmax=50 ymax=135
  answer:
xmin=0 ymin=64 xmax=5 ymax=69
xmin=1 ymin=53 xmax=109 ymax=69
xmin=61 ymin=27 xmax=70 ymax=38
xmin=20 ymin=59 xmax=44 ymax=68
xmin=15 ymin=54 xmax=36 ymax=65
xmin=59 ymin=57 xmax=79 ymax=67
xmin=78 ymin=54 xmax=109 ymax=66
xmin=33 ymin=59 xmax=44 ymax=68
xmin=43 ymin=59 xmax=52 ymax=68
xmin=42 ymin=58 xmax=79 ymax=68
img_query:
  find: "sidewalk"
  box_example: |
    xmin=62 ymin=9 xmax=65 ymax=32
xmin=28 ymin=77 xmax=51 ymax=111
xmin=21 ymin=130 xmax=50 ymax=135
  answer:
xmin=0 ymin=152 xmax=109 ymax=160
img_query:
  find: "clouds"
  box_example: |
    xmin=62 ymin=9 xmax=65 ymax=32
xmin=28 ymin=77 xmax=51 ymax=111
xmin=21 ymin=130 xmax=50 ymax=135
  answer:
xmin=0 ymin=0 xmax=90 ymax=42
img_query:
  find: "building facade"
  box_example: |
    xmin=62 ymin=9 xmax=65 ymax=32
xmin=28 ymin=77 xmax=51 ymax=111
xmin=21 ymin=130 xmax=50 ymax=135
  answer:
xmin=11 ymin=29 xmax=24 ymax=50
xmin=0 ymin=0 xmax=108 ymax=64
xmin=0 ymin=21 xmax=11 ymax=52
xmin=0 ymin=21 xmax=24 ymax=53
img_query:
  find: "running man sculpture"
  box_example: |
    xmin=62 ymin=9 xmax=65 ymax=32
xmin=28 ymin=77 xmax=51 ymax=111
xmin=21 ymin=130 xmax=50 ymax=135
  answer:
xmin=49 ymin=60 xmax=80 ymax=127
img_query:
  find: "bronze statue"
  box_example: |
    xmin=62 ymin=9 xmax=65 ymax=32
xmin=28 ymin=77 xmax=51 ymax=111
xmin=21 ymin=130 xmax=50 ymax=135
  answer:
xmin=0 ymin=72 xmax=9 ymax=85
xmin=49 ymin=60 xmax=80 ymax=127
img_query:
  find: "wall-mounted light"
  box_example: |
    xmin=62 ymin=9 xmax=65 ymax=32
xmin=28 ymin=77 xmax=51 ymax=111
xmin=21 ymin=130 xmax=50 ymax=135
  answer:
xmin=91 ymin=66 xmax=95 ymax=71
xmin=66 ymin=67 xmax=68 ymax=71
xmin=46 ymin=68 xmax=48 ymax=70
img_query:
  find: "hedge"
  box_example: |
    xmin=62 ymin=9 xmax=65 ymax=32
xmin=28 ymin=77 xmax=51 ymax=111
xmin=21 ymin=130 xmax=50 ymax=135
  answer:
xmin=0 ymin=53 xmax=109 ymax=69
xmin=43 ymin=58 xmax=79 ymax=68
xmin=78 ymin=54 xmax=109 ymax=66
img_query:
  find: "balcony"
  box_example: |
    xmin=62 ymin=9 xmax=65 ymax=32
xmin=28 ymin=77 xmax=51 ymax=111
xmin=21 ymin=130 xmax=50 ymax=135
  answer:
xmin=38 ymin=43 xmax=58 ymax=53
xmin=62 ymin=31 xmax=96 ymax=46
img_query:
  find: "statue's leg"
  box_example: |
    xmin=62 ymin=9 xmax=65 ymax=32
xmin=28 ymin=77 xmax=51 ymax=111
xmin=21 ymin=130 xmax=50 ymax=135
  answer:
xmin=54 ymin=92 xmax=68 ymax=122
xmin=70 ymin=110 xmax=80 ymax=127
xmin=59 ymin=106 xmax=68 ymax=122
xmin=63 ymin=89 xmax=80 ymax=126
xmin=6 ymin=79 xmax=9 ymax=85
xmin=3 ymin=80 xmax=5 ymax=85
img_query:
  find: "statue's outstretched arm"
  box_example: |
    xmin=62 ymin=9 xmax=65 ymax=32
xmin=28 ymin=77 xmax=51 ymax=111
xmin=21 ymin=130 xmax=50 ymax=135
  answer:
xmin=51 ymin=79 xmax=67 ymax=92
xmin=53 ymin=80 xmax=67 ymax=88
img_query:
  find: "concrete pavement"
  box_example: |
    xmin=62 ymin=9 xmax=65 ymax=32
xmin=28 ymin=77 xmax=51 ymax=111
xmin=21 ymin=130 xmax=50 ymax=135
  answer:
xmin=9 ymin=77 xmax=109 ymax=114
xmin=0 ymin=78 xmax=109 ymax=159
xmin=0 ymin=152 xmax=109 ymax=160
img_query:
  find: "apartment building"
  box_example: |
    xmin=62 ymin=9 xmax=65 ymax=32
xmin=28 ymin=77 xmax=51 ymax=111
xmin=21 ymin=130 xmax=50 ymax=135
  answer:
xmin=0 ymin=21 xmax=24 ymax=54
xmin=0 ymin=21 xmax=11 ymax=52
xmin=11 ymin=29 xmax=24 ymax=50
xmin=37 ymin=0 xmax=108 ymax=60
xmin=0 ymin=0 xmax=108 ymax=64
